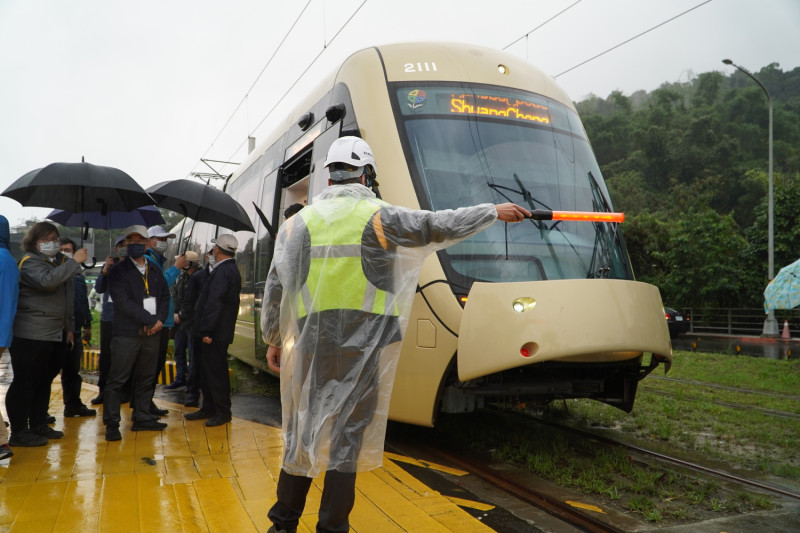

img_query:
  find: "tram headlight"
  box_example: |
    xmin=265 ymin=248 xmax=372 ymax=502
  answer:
xmin=512 ymin=296 xmax=535 ymax=313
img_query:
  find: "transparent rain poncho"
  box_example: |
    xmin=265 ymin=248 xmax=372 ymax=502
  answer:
xmin=261 ymin=184 xmax=497 ymax=477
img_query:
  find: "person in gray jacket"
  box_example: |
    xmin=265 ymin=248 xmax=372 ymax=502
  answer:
xmin=6 ymin=222 xmax=87 ymax=447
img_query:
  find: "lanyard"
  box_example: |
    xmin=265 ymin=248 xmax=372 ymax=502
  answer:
xmin=141 ymin=263 xmax=150 ymax=296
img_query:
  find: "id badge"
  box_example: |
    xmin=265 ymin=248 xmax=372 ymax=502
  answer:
xmin=143 ymin=296 xmax=157 ymax=315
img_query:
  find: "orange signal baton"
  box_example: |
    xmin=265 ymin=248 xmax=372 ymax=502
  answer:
xmin=526 ymin=209 xmax=625 ymax=223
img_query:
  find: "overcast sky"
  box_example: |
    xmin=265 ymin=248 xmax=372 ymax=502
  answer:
xmin=1 ymin=0 xmax=798 ymax=226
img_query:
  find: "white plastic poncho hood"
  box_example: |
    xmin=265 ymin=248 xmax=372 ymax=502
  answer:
xmin=262 ymin=183 xmax=497 ymax=477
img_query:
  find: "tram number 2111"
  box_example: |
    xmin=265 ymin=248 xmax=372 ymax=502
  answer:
xmin=404 ymin=62 xmax=438 ymax=73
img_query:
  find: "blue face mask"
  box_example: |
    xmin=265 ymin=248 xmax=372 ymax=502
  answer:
xmin=127 ymin=243 xmax=146 ymax=259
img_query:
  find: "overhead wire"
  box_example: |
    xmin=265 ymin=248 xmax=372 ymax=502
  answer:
xmin=554 ymin=0 xmax=714 ymax=78
xmin=223 ymin=0 xmax=369 ymax=163
xmin=502 ymin=0 xmax=583 ymax=51
xmin=194 ymin=0 xmax=314 ymax=170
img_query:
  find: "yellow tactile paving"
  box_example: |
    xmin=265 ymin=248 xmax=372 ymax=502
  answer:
xmin=0 ymin=379 xmax=497 ymax=532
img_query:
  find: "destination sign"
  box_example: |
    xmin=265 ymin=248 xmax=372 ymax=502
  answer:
xmin=448 ymin=93 xmax=550 ymax=124
xmin=396 ymin=86 xmax=566 ymax=129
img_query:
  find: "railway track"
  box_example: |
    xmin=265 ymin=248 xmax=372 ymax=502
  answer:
xmin=641 ymin=386 xmax=800 ymax=420
xmin=386 ymin=405 xmax=800 ymax=532
xmin=520 ymin=413 xmax=800 ymax=504
xmin=414 ymin=444 xmax=629 ymax=533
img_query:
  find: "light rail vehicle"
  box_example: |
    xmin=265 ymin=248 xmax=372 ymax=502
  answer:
xmin=174 ymin=42 xmax=672 ymax=427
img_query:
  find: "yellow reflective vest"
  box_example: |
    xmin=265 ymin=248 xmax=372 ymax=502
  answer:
xmin=297 ymin=198 xmax=398 ymax=318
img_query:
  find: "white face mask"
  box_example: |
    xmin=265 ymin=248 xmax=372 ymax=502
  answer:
xmin=207 ymin=254 xmax=216 ymax=266
xmin=38 ymin=241 xmax=60 ymax=257
xmin=155 ymin=241 xmax=169 ymax=254
xmin=117 ymin=247 xmax=128 ymax=258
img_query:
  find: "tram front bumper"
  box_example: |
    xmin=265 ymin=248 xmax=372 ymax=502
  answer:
xmin=456 ymin=279 xmax=672 ymax=381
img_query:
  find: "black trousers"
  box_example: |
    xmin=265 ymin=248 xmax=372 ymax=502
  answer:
xmin=6 ymin=336 xmax=66 ymax=432
xmin=198 ymin=339 xmax=231 ymax=418
xmin=268 ymin=469 xmax=357 ymax=533
xmin=97 ymin=320 xmax=113 ymax=391
xmin=61 ymin=331 xmax=84 ymax=408
xmin=103 ymin=335 xmax=160 ymax=427
xmin=185 ymin=334 xmax=201 ymax=400
xmin=172 ymin=324 xmax=189 ymax=382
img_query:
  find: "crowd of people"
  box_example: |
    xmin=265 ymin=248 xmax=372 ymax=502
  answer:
xmin=0 ymin=137 xmax=529 ymax=533
xmin=0 ymin=216 xmax=241 ymax=448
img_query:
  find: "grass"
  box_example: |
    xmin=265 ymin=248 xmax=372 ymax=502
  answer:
xmin=423 ymin=349 xmax=799 ymax=524
xmin=555 ymin=351 xmax=800 ymax=480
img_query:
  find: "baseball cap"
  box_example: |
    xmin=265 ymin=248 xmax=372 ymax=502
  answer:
xmin=211 ymin=234 xmax=238 ymax=254
xmin=114 ymin=234 xmax=126 ymax=247
xmin=122 ymin=225 xmax=148 ymax=240
xmin=147 ymin=225 xmax=176 ymax=239
xmin=183 ymin=251 xmax=200 ymax=263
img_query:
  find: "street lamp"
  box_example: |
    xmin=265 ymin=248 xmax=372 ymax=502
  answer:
xmin=722 ymin=59 xmax=776 ymax=336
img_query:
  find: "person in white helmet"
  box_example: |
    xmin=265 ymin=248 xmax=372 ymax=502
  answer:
xmin=261 ymin=136 xmax=530 ymax=533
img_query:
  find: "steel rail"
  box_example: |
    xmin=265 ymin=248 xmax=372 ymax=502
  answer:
xmin=525 ymin=415 xmax=800 ymax=503
xmin=419 ymin=444 xmax=627 ymax=533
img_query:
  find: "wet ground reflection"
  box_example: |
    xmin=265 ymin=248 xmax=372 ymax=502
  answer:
xmin=671 ymin=333 xmax=800 ymax=360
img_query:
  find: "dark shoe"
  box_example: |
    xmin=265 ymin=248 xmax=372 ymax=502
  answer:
xmin=105 ymin=426 xmax=121 ymax=441
xmin=185 ymin=410 xmax=212 ymax=421
xmin=131 ymin=420 xmax=167 ymax=432
xmin=65 ymin=405 xmax=97 ymax=417
xmin=183 ymin=397 xmax=199 ymax=407
xmin=9 ymin=430 xmax=48 ymax=447
xmin=45 ymin=414 xmax=56 ymax=424
xmin=267 ymin=526 xmax=296 ymax=533
xmin=149 ymin=402 xmax=169 ymax=416
xmin=31 ymin=425 xmax=64 ymax=439
xmin=164 ymin=380 xmax=186 ymax=390
xmin=0 ymin=443 xmax=13 ymax=459
xmin=205 ymin=416 xmax=231 ymax=427
xmin=90 ymin=393 xmax=104 ymax=405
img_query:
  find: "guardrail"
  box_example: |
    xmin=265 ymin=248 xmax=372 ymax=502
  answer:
xmin=680 ymin=308 xmax=800 ymax=337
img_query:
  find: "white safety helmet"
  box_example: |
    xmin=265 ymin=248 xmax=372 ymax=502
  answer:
xmin=323 ymin=136 xmax=377 ymax=182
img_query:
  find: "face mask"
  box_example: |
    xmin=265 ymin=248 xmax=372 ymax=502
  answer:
xmin=38 ymin=241 xmax=60 ymax=257
xmin=117 ymin=247 xmax=128 ymax=258
xmin=62 ymin=251 xmax=73 ymax=259
xmin=155 ymin=241 xmax=168 ymax=254
xmin=207 ymin=255 xmax=217 ymax=266
xmin=127 ymin=243 xmax=146 ymax=259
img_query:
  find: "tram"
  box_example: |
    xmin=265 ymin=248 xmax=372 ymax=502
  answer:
xmin=175 ymin=42 xmax=672 ymax=427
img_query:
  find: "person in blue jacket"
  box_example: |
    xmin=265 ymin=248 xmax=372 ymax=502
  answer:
xmin=0 ymin=215 xmax=19 ymax=458
xmin=141 ymin=226 xmax=187 ymax=416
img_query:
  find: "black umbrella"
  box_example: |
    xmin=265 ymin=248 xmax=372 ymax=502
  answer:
xmin=2 ymin=162 xmax=154 ymax=214
xmin=146 ymin=179 xmax=254 ymax=233
xmin=2 ymin=161 xmax=155 ymax=267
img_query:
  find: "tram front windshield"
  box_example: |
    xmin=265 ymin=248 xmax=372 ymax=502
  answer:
xmin=394 ymin=85 xmax=631 ymax=285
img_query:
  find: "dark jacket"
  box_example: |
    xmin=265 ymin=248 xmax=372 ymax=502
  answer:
xmin=94 ymin=258 xmax=120 ymax=322
xmin=107 ymin=257 xmax=170 ymax=337
xmin=179 ymin=267 xmax=208 ymax=330
xmin=72 ymin=273 xmax=92 ymax=333
xmin=193 ymin=259 xmax=240 ymax=345
xmin=15 ymin=251 xmax=81 ymax=342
